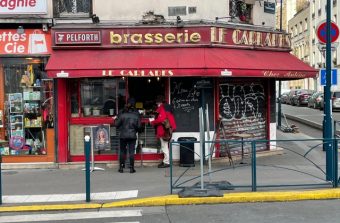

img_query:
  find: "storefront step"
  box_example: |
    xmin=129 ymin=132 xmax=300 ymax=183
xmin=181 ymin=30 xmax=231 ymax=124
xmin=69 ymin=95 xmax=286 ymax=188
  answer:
xmin=1 ymin=162 xmax=58 ymax=170
xmin=57 ymin=160 xmax=163 ymax=170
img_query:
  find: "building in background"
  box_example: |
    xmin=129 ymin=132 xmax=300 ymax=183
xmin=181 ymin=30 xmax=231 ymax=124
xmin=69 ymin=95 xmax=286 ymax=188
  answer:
xmin=275 ymin=0 xmax=299 ymax=31
xmin=288 ymin=2 xmax=314 ymax=90
xmin=309 ymin=0 xmax=339 ymax=92
xmin=283 ymin=0 xmax=339 ymax=92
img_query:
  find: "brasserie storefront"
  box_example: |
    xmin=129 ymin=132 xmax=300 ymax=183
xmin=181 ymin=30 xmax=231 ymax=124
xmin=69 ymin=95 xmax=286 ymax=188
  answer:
xmin=46 ymin=24 xmax=317 ymax=163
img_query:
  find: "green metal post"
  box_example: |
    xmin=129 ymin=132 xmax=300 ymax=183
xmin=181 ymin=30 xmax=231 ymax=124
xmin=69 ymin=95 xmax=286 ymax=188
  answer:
xmin=277 ymin=81 xmax=282 ymax=129
xmin=333 ymin=138 xmax=338 ymax=187
xmin=323 ymin=0 xmax=333 ymax=181
xmin=201 ymin=89 xmax=206 ymax=165
xmin=84 ymin=135 xmax=91 ymax=202
xmin=277 ymin=0 xmax=283 ymax=129
xmin=170 ymin=140 xmax=173 ymax=194
xmin=251 ymin=141 xmax=257 ymax=192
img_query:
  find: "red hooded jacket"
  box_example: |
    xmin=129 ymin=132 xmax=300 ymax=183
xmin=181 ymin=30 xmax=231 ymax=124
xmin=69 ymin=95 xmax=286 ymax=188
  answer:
xmin=166 ymin=111 xmax=176 ymax=132
xmin=151 ymin=104 xmax=167 ymax=139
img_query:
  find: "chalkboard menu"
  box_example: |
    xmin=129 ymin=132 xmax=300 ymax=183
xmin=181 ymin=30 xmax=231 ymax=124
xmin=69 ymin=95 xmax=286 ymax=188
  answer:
xmin=170 ymin=78 xmax=214 ymax=132
xmin=218 ymin=81 xmax=267 ymax=142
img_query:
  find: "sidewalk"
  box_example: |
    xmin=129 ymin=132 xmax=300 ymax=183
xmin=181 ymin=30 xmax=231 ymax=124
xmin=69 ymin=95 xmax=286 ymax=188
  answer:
xmin=1 ymin=130 xmax=339 ymax=212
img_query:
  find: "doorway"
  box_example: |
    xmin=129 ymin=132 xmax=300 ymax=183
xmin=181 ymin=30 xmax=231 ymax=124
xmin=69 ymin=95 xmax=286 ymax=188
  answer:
xmin=128 ymin=77 xmax=166 ymax=111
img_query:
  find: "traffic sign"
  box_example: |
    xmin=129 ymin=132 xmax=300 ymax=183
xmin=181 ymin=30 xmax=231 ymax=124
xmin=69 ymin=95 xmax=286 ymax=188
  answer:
xmin=320 ymin=69 xmax=337 ymax=85
xmin=316 ymin=21 xmax=340 ymax=44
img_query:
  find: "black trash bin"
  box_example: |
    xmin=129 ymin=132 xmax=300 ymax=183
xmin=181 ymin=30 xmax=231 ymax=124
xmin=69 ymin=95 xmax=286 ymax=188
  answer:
xmin=178 ymin=137 xmax=196 ymax=167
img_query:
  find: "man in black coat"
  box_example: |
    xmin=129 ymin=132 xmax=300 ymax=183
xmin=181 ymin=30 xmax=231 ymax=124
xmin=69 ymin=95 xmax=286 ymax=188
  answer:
xmin=115 ymin=98 xmax=141 ymax=173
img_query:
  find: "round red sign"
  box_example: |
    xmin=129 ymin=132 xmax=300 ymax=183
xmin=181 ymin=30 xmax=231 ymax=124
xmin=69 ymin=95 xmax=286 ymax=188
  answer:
xmin=316 ymin=21 xmax=340 ymax=44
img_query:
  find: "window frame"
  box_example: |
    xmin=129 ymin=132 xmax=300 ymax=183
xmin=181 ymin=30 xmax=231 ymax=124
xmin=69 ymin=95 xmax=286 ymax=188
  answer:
xmin=53 ymin=0 xmax=93 ymax=18
xmin=69 ymin=78 xmax=126 ymax=119
xmin=168 ymin=6 xmax=187 ymax=16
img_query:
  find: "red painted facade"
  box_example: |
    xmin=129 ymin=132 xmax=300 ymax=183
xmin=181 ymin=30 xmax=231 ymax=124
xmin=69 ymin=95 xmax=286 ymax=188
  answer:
xmin=46 ymin=25 xmax=317 ymax=163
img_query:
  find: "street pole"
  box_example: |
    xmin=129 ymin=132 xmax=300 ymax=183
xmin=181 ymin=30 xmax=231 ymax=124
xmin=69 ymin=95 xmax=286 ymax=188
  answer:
xmin=84 ymin=135 xmax=91 ymax=202
xmin=324 ymin=0 xmax=333 ymax=181
xmin=277 ymin=0 xmax=283 ymax=129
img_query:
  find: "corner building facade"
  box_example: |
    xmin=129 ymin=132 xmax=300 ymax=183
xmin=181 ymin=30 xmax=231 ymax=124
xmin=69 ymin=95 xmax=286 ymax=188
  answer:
xmin=45 ymin=24 xmax=317 ymax=163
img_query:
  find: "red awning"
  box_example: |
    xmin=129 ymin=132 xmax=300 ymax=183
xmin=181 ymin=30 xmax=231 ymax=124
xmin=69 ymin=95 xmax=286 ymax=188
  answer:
xmin=46 ymin=48 xmax=317 ymax=79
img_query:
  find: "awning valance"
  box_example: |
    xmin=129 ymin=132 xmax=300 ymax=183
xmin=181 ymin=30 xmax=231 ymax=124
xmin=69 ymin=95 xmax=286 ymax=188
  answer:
xmin=46 ymin=48 xmax=317 ymax=79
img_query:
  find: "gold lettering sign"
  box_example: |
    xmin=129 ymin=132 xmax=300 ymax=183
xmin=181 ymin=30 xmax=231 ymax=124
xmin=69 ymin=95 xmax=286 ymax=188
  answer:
xmin=232 ymin=29 xmax=291 ymax=48
xmin=102 ymin=70 xmax=174 ymax=77
xmin=263 ymin=71 xmax=280 ymax=77
xmin=211 ymin=27 xmax=227 ymax=43
xmin=109 ymin=30 xmax=201 ymax=45
xmin=263 ymin=71 xmax=306 ymax=78
xmin=283 ymin=72 xmax=306 ymax=78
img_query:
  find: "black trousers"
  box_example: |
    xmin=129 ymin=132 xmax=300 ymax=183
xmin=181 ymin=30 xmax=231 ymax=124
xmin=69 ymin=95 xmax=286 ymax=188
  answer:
xmin=119 ymin=138 xmax=136 ymax=168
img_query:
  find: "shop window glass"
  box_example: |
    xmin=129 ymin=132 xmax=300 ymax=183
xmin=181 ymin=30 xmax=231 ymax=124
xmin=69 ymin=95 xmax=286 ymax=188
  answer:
xmin=79 ymin=78 xmax=124 ymax=117
xmin=69 ymin=78 xmax=126 ymax=156
xmin=68 ymin=77 xmax=171 ymax=157
xmin=70 ymin=81 xmax=79 ymax=117
xmin=1 ymin=58 xmax=53 ymax=156
xmin=54 ymin=0 xmax=91 ymax=17
xmin=69 ymin=125 xmax=84 ymax=155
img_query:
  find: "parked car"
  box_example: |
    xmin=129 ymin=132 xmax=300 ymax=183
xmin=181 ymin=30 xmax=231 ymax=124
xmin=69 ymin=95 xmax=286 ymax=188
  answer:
xmin=286 ymin=89 xmax=299 ymax=105
xmin=291 ymin=89 xmax=314 ymax=106
xmin=319 ymin=91 xmax=340 ymax=111
xmin=278 ymin=91 xmax=289 ymax=104
xmin=307 ymin=92 xmax=323 ymax=109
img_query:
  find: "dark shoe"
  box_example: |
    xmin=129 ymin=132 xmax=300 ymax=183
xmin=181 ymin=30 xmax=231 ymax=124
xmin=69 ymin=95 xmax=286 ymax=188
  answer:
xmin=157 ymin=162 xmax=164 ymax=168
xmin=118 ymin=167 xmax=123 ymax=173
xmin=158 ymin=163 xmax=170 ymax=168
xmin=130 ymin=168 xmax=136 ymax=173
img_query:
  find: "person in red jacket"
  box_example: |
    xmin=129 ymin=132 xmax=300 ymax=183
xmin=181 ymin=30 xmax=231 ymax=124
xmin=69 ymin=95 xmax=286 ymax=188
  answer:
xmin=164 ymin=103 xmax=177 ymax=132
xmin=150 ymin=98 xmax=176 ymax=168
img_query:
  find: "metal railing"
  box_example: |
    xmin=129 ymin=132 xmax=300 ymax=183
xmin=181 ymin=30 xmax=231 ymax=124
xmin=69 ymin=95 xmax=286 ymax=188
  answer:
xmin=169 ymin=138 xmax=339 ymax=194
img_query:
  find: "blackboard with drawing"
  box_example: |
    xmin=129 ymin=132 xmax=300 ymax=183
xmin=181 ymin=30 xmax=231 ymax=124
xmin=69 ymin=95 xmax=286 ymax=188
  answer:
xmin=170 ymin=78 xmax=214 ymax=132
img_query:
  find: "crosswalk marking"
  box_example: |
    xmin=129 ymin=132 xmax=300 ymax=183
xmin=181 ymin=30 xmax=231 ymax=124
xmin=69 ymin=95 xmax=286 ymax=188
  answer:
xmin=2 ymin=190 xmax=138 ymax=203
xmin=0 ymin=210 xmax=142 ymax=223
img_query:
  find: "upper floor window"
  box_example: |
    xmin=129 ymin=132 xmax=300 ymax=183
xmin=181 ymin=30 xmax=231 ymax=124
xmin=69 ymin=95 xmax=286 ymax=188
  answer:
xmin=168 ymin=6 xmax=187 ymax=16
xmin=54 ymin=0 xmax=91 ymax=18
xmin=299 ymin=21 xmax=303 ymax=33
xmin=229 ymin=0 xmax=252 ymax=23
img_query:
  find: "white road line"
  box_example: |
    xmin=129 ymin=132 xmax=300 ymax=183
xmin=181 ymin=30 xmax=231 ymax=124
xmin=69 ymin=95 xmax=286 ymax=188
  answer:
xmin=105 ymin=222 xmax=139 ymax=223
xmin=0 ymin=210 xmax=142 ymax=223
xmin=2 ymin=190 xmax=138 ymax=203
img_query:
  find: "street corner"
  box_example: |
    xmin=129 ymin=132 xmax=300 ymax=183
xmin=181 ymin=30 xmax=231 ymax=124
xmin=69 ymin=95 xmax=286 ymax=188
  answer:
xmin=2 ymin=188 xmax=340 ymax=213
xmin=0 ymin=203 xmax=103 ymax=213
xmin=103 ymin=188 xmax=340 ymax=208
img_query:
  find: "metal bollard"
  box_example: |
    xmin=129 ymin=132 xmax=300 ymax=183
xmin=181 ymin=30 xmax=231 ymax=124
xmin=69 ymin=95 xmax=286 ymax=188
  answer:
xmin=84 ymin=135 xmax=91 ymax=202
xmin=251 ymin=141 xmax=257 ymax=192
xmin=169 ymin=140 xmax=173 ymax=194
